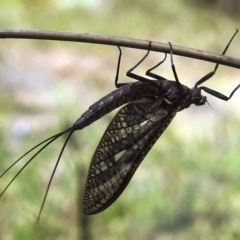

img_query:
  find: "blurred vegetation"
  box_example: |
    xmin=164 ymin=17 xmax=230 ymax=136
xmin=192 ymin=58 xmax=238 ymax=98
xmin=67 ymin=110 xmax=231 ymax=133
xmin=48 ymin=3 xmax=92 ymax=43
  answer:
xmin=1 ymin=0 xmax=240 ymax=239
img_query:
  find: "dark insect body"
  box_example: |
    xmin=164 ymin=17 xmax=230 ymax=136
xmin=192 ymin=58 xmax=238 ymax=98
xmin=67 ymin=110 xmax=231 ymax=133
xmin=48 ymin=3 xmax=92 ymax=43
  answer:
xmin=1 ymin=30 xmax=239 ymax=222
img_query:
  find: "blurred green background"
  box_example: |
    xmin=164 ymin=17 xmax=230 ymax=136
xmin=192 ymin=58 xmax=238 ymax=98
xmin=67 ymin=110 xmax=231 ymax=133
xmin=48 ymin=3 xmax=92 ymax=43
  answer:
xmin=1 ymin=0 xmax=240 ymax=239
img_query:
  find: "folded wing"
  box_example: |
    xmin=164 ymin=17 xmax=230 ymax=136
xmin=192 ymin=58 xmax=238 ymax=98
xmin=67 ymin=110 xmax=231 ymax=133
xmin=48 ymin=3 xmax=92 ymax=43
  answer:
xmin=83 ymin=97 xmax=176 ymax=214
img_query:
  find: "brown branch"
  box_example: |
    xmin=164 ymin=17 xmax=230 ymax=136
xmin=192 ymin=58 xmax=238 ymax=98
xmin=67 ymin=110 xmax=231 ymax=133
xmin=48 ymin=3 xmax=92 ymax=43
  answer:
xmin=0 ymin=28 xmax=240 ymax=69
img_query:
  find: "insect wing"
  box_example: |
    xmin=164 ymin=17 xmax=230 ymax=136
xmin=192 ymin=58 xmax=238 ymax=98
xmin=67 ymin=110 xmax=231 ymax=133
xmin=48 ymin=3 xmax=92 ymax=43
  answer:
xmin=83 ymin=98 xmax=176 ymax=214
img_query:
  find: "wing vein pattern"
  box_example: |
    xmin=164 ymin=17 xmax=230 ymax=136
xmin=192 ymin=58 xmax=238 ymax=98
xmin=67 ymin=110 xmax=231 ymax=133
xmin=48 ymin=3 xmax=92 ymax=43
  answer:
xmin=83 ymin=97 xmax=176 ymax=214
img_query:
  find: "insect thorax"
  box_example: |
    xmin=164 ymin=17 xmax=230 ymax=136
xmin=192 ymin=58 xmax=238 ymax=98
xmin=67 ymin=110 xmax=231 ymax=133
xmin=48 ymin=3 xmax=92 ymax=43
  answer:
xmin=161 ymin=81 xmax=207 ymax=112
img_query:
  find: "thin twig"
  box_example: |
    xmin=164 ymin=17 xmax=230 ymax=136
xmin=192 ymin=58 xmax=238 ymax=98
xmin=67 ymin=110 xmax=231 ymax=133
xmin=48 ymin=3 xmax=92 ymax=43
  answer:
xmin=0 ymin=28 xmax=240 ymax=69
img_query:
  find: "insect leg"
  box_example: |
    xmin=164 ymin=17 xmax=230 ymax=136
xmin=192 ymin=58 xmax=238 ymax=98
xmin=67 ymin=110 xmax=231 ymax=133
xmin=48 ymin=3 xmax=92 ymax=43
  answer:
xmin=145 ymin=49 xmax=167 ymax=80
xmin=118 ymin=42 xmax=168 ymax=85
xmin=194 ymin=29 xmax=238 ymax=88
xmin=115 ymin=43 xmax=152 ymax=87
xmin=115 ymin=46 xmax=126 ymax=88
xmin=200 ymin=84 xmax=240 ymax=101
xmin=168 ymin=42 xmax=182 ymax=89
xmin=126 ymin=42 xmax=160 ymax=83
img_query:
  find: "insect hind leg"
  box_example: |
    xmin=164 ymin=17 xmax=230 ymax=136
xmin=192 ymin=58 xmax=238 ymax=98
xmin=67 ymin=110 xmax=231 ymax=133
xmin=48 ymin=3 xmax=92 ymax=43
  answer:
xmin=116 ymin=42 xmax=165 ymax=87
xmin=115 ymin=46 xmax=125 ymax=88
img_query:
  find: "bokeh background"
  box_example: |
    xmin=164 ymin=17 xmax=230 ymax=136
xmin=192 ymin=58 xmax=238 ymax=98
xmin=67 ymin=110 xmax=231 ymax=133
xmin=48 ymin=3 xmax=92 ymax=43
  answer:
xmin=1 ymin=0 xmax=240 ymax=239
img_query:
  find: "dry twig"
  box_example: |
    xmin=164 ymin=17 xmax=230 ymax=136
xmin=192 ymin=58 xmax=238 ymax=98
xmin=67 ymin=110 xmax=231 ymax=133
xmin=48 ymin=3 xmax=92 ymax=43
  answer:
xmin=0 ymin=28 xmax=239 ymax=69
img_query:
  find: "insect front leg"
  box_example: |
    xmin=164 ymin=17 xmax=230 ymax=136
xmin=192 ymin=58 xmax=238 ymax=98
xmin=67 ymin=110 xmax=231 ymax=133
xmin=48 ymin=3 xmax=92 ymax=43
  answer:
xmin=194 ymin=29 xmax=238 ymax=88
xmin=200 ymin=84 xmax=240 ymax=101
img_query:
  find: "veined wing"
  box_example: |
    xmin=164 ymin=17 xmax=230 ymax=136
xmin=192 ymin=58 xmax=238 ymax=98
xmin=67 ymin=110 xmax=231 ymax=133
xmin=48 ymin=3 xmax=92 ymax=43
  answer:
xmin=83 ymin=97 xmax=177 ymax=214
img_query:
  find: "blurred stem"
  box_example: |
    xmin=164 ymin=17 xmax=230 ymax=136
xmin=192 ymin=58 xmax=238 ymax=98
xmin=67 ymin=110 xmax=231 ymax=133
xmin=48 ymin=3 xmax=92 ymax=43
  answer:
xmin=0 ymin=28 xmax=239 ymax=69
xmin=77 ymin=167 xmax=91 ymax=240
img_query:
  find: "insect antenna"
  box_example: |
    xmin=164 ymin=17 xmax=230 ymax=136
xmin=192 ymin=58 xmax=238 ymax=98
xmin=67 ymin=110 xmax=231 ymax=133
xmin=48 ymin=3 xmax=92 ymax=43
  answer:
xmin=206 ymin=100 xmax=213 ymax=109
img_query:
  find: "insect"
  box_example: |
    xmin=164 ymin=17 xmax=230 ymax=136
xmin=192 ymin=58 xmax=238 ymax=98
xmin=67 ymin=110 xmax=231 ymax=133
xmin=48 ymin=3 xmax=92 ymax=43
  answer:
xmin=1 ymin=30 xmax=239 ymax=222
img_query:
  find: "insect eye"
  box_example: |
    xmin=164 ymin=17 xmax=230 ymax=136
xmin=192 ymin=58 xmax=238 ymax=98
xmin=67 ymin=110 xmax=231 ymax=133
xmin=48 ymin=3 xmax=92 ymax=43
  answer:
xmin=195 ymin=96 xmax=206 ymax=105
